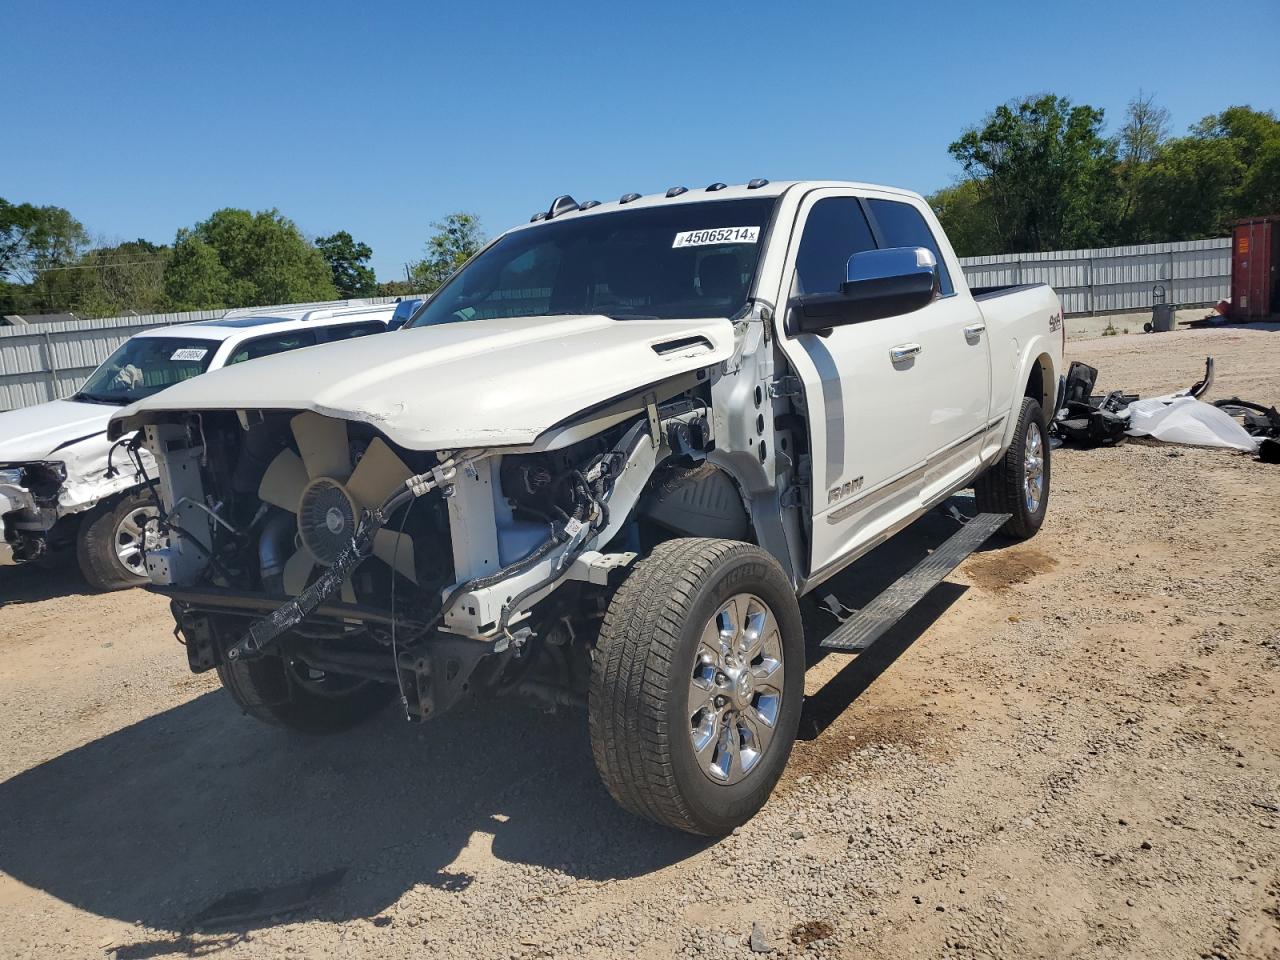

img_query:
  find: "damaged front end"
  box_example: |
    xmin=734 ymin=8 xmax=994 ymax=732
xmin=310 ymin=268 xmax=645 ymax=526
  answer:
xmin=0 ymin=461 xmax=68 ymax=564
xmin=134 ymin=400 xmax=678 ymax=721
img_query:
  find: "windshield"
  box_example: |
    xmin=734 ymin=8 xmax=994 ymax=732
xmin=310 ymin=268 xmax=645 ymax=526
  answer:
xmin=75 ymin=336 xmax=218 ymax=405
xmin=407 ymin=198 xmax=776 ymax=328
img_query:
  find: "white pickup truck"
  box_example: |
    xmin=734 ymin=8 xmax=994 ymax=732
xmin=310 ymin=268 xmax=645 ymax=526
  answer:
xmin=0 ymin=303 xmax=394 ymax=588
xmin=112 ymin=180 xmax=1063 ymax=834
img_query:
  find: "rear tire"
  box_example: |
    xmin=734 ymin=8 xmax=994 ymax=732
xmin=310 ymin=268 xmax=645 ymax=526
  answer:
xmin=217 ymin=653 xmax=396 ymax=735
xmin=589 ymin=538 xmax=804 ymax=835
xmin=76 ymin=491 xmax=158 ymax=591
xmin=975 ymin=397 xmax=1050 ymax=539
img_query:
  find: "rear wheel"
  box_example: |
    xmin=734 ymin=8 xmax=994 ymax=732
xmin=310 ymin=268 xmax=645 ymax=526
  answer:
xmin=975 ymin=396 xmax=1050 ymax=539
xmin=76 ymin=491 xmax=159 ymax=590
xmin=217 ymin=652 xmax=396 ymax=735
xmin=589 ymin=538 xmax=804 ymax=835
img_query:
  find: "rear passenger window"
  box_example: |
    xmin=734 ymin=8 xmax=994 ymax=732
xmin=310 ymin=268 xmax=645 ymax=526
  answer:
xmin=324 ymin=322 xmax=385 ymax=342
xmin=865 ymin=199 xmax=955 ymax=296
xmin=226 ymin=331 xmax=318 ymax=365
xmin=793 ymin=198 xmax=878 ymax=296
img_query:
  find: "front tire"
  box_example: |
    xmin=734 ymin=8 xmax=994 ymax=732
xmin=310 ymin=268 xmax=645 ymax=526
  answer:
xmin=975 ymin=396 xmax=1050 ymax=539
xmin=217 ymin=653 xmax=396 ymax=735
xmin=589 ymin=538 xmax=804 ymax=835
xmin=76 ymin=491 xmax=158 ymax=590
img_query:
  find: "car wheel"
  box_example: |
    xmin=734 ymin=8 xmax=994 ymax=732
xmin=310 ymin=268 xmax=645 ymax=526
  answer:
xmin=975 ymin=396 xmax=1050 ymax=539
xmin=217 ymin=650 xmax=397 ymax=735
xmin=76 ymin=491 xmax=160 ymax=590
xmin=589 ymin=538 xmax=804 ymax=835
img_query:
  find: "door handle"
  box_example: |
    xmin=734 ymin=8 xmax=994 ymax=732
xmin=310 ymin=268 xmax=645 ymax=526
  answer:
xmin=964 ymin=323 xmax=986 ymax=340
xmin=890 ymin=343 xmax=922 ymax=363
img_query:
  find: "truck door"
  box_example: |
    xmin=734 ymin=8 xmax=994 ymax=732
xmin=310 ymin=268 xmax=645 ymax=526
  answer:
xmin=773 ymin=189 xmax=990 ymax=584
xmin=861 ymin=196 xmax=991 ymax=504
xmin=774 ymin=191 xmax=929 ymax=580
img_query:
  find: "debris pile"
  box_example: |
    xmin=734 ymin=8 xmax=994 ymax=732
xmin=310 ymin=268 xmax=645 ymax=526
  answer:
xmin=1053 ymin=356 xmax=1277 ymax=463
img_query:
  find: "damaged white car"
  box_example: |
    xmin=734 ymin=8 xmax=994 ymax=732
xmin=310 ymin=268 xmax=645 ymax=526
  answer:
xmin=0 ymin=304 xmax=393 ymax=588
xmin=111 ymin=180 xmax=1064 ymax=833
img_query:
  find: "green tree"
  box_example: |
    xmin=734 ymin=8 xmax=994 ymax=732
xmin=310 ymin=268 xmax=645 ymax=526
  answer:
xmin=1194 ymin=105 xmax=1280 ymax=221
xmin=376 ymin=279 xmax=418 ymax=297
xmin=0 ymin=198 xmax=89 ymax=314
xmin=928 ymin=180 xmax=1000 ymax=257
xmin=409 ymin=213 xmax=484 ymax=293
xmin=1116 ymin=91 xmax=1171 ymax=241
xmin=1127 ymin=105 xmax=1279 ymax=241
xmin=949 ymin=94 xmax=1121 ymax=252
xmin=163 ymin=208 xmax=336 ymax=310
xmin=1135 ymin=136 xmax=1242 ymax=240
xmin=316 ymin=230 xmax=378 ymax=298
xmin=67 ymin=239 xmax=171 ymax=317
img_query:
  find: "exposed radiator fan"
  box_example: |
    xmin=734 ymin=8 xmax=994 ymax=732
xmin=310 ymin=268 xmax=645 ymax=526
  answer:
xmin=258 ymin=411 xmax=419 ymax=598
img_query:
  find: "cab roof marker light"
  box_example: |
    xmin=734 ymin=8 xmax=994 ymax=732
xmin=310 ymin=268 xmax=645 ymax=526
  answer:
xmin=530 ymin=212 xmax=548 ymax=222
xmin=665 ymin=186 xmax=688 ymax=198
xmin=619 ymin=192 xmax=641 ymax=204
xmin=706 ymin=182 xmax=727 ymax=191
xmin=747 ymin=178 xmax=769 ymax=189
xmin=547 ymin=195 xmax=580 ymax=219
xmin=580 ymin=200 xmax=601 ymax=210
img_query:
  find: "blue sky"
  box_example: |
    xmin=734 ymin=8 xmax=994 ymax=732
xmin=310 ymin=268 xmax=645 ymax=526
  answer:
xmin=4 ymin=0 xmax=1277 ymax=280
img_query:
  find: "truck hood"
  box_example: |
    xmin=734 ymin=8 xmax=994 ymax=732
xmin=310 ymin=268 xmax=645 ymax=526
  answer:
xmin=0 ymin=398 xmax=116 ymax=463
xmin=115 ymin=313 xmax=735 ymax=449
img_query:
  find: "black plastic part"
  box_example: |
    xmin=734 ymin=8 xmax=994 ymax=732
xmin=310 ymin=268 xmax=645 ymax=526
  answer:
xmin=580 ymin=200 xmax=601 ymax=210
xmin=530 ymin=212 xmax=548 ymax=222
xmin=1184 ymin=356 xmax=1214 ymax=399
xmin=548 ymin=195 xmax=580 ymax=218
xmin=819 ymin=512 xmax=1010 ymax=653
xmin=665 ymin=186 xmax=688 ymax=197
xmin=619 ymin=192 xmax=641 ymax=204
xmin=705 ymin=182 xmax=727 ymax=191
xmin=789 ymin=271 xmax=937 ymax=334
xmin=747 ymin=178 xmax=769 ymax=189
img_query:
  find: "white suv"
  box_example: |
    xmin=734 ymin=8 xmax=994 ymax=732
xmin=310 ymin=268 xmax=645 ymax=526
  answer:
xmin=0 ymin=303 xmax=394 ymax=588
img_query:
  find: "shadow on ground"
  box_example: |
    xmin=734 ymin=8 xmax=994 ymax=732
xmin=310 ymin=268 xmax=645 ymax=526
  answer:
xmin=798 ymin=500 xmax=977 ymax=740
xmin=0 ymin=500 xmax=990 ymax=940
xmin=0 ymin=552 xmax=99 ymax=606
xmin=0 ymin=690 xmax=710 ymax=937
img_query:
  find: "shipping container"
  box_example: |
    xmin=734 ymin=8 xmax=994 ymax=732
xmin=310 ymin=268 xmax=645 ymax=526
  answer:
xmin=1231 ymin=217 xmax=1280 ymax=319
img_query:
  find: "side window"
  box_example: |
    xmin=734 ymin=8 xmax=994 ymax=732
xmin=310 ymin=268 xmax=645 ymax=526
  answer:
xmin=323 ymin=322 xmax=385 ymax=342
xmin=225 ymin=330 xmax=318 ymax=366
xmin=793 ymin=197 xmax=878 ymax=295
xmin=865 ymin=198 xmax=955 ymax=296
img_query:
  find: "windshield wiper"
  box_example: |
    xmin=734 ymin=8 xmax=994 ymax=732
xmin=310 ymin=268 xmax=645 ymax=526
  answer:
xmin=73 ymin=392 xmax=127 ymax=406
xmin=601 ymin=312 xmax=661 ymax=321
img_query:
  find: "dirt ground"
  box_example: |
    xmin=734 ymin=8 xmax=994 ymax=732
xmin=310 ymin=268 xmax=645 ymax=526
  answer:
xmin=1 ymin=326 xmax=1277 ymax=960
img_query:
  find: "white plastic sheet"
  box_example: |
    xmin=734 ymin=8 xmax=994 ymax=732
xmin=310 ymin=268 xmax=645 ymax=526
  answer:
xmin=1125 ymin=395 xmax=1261 ymax=452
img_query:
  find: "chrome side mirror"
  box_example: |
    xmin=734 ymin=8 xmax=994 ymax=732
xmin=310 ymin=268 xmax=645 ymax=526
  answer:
xmin=789 ymin=246 xmax=940 ymax=336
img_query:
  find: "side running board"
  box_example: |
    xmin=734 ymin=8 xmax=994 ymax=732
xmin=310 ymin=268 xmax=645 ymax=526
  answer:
xmin=819 ymin=512 xmax=1010 ymax=653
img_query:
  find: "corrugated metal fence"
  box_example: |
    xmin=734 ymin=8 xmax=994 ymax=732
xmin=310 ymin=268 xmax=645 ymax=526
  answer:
xmin=0 ymin=298 xmax=401 ymax=412
xmin=958 ymin=237 xmax=1231 ymax=316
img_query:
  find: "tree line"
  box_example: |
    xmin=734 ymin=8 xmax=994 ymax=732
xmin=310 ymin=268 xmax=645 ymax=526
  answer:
xmin=0 ymin=204 xmax=484 ymax=318
xmin=930 ymin=94 xmax=1280 ymax=257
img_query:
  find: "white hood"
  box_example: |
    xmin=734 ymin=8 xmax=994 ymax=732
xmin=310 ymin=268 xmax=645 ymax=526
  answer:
xmin=0 ymin=398 xmax=115 ymax=463
xmin=115 ymin=314 xmax=734 ymax=449
xmin=0 ymin=398 xmax=149 ymax=514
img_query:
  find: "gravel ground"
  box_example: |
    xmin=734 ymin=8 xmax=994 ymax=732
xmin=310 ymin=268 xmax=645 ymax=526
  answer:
xmin=1 ymin=326 xmax=1277 ymax=960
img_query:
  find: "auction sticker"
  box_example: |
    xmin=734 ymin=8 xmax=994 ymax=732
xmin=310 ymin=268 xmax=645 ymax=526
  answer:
xmin=170 ymin=348 xmax=208 ymax=362
xmin=672 ymin=226 xmax=759 ymax=248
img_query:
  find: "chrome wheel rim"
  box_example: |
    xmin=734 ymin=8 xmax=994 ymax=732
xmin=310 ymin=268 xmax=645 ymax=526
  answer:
xmin=114 ymin=504 xmax=160 ymax=577
xmin=1023 ymin=422 xmax=1045 ymax=514
xmin=688 ymin=593 xmax=785 ymax=786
